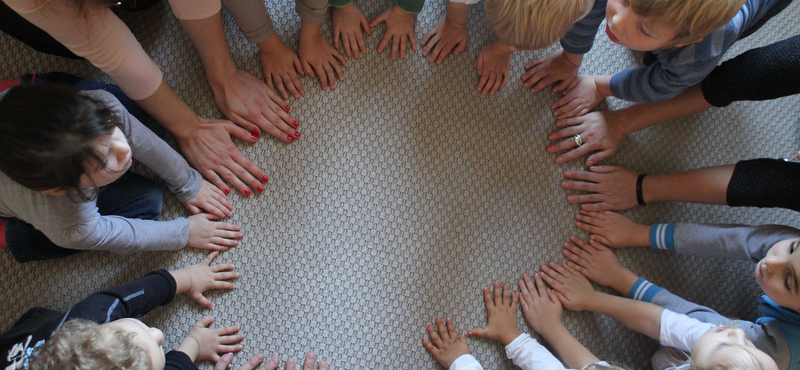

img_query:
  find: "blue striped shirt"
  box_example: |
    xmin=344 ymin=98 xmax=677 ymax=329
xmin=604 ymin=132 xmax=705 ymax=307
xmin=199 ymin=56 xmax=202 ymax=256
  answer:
xmin=561 ymin=0 xmax=789 ymax=103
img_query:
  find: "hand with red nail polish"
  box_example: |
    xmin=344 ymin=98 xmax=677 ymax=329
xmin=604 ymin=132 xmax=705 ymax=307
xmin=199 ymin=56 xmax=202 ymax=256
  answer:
xmin=183 ymin=180 xmax=234 ymax=219
xmin=467 ymin=281 xmax=521 ymax=346
xmin=262 ymin=175 xmax=269 ymax=182
xmin=423 ymin=317 xmax=471 ymax=369
xmin=292 ymin=120 xmax=300 ymax=128
xmin=294 ymin=131 xmax=301 ymax=138
xmin=256 ymin=185 xmax=264 ymax=193
xmin=244 ymin=188 xmax=252 ymax=196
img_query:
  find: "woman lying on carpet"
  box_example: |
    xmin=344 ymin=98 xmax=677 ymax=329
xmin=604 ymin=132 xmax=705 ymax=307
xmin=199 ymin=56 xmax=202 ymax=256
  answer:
xmin=0 ymin=76 xmax=241 ymax=262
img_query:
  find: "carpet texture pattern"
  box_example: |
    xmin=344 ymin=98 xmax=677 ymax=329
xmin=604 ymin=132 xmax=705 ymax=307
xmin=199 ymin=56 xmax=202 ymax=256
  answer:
xmin=0 ymin=1 xmax=799 ymax=369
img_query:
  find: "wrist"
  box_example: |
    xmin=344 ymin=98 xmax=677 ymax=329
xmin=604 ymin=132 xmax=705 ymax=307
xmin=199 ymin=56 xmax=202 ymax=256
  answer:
xmin=256 ymin=33 xmax=284 ymax=53
xmin=299 ymin=21 xmax=323 ymax=42
xmin=170 ymin=269 xmax=192 ymax=295
xmin=610 ymin=268 xmax=640 ymax=295
xmin=631 ymin=223 xmax=653 ymax=247
xmin=177 ymin=336 xmax=200 ymax=362
xmin=499 ymin=328 xmax=523 ymax=346
xmin=537 ymin=322 xmax=567 ymax=341
xmin=562 ymin=51 xmax=583 ymax=68
xmin=204 ymin=55 xmax=237 ymax=90
xmin=490 ymin=40 xmax=515 ymax=56
xmin=445 ymin=2 xmax=469 ymax=26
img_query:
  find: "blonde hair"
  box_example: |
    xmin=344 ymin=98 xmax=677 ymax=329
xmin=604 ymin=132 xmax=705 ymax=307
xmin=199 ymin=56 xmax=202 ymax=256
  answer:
xmin=630 ymin=0 xmax=746 ymax=45
xmin=28 ymin=319 xmax=151 ymax=370
xmin=485 ymin=0 xmax=592 ymax=50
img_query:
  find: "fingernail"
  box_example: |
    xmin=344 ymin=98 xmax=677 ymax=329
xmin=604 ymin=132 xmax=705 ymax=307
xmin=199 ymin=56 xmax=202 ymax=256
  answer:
xmin=422 ymin=338 xmax=426 ymax=342
xmin=427 ymin=325 xmax=431 ymax=328
xmin=250 ymin=128 xmax=260 ymax=136
xmin=224 ymin=353 xmax=233 ymax=360
xmin=287 ymin=135 xmax=293 ymax=142
xmin=254 ymin=354 xmax=263 ymax=361
xmin=294 ymin=131 xmax=301 ymax=138
xmin=251 ymin=134 xmax=258 ymax=141
xmin=256 ymin=185 xmax=264 ymax=193
xmin=292 ymin=120 xmax=300 ymax=127
xmin=244 ymin=188 xmax=252 ymax=196
xmin=262 ymin=175 xmax=269 ymax=182
xmin=224 ymin=188 xmax=230 ymax=194
xmin=284 ymin=105 xmax=291 ymax=111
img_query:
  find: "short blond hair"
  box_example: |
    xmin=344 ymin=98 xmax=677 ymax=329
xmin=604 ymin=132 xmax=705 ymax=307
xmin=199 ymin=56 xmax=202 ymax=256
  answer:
xmin=29 ymin=319 xmax=151 ymax=370
xmin=486 ymin=0 xmax=592 ymax=50
xmin=631 ymin=0 xmax=745 ymax=45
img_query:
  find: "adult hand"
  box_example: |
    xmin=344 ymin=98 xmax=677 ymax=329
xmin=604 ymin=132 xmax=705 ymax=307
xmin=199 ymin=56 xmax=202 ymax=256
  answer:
xmin=258 ymin=35 xmax=305 ymax=99
xmin=214 ymin=353 xmax=328 ymax=370
xmin=561 ymin=165 xmax=639 ymax=211
xmin=177 ymin=117 xmax=270 ymax=196
xmin=370 ymin=4 xmax=417 ymax=60
xmin=299 ymin=22 xmax=348 ymax=90
xmin=210 ymin=69 xmax=300 ymax=143
xmin=546 ymin=111 xmax=628 ymax=166
xmin=522 ymin=50 xmax=582 ymax=93
xmin=552 ymin=75 xmax=604 ymax=119
xmin=421 ymin=12 xmax=468 ymax=64
xmin=476 ymin=41 xmax=511 ymax=95
xmin=332 ymin=2 xmax=371 ymax=59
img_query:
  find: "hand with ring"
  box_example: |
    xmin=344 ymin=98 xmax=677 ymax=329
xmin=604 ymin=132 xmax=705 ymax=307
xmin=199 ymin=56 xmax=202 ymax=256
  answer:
xmin=546 ymin=111 xmax=629 ymax=166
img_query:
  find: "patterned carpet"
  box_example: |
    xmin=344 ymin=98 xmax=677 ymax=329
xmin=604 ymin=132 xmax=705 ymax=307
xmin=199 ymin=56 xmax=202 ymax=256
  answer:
xmin=0 ymin=1 xmax=799 ymax=369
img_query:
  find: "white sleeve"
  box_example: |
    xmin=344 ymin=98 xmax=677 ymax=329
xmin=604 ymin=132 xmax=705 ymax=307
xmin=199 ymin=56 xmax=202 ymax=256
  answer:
xmin=505 ymin=333 xmax=569 ymax=370
xmin=448 ymin=0 xmax=481 ymax=4
xmin=659 ymin=309 xmax=715 ymax=352
xmin=449 ymin=354 xmax=485 ymax=370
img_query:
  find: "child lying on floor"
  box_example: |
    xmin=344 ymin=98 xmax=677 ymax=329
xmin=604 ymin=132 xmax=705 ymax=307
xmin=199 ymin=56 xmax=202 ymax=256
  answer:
xmin=422 ymin=280 xmax=618 ymax=370
xmin=1 ymin=252 xmax=241 ymax=370
xmin=572 ymin=210 xmax=800 ymax=370
xmin=539 ymin=260 xmax=779 ymax=370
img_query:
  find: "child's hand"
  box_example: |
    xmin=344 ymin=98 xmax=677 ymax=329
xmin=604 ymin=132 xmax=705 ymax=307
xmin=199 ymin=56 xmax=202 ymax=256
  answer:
xmin=369 ymin=4 xmax=417 ymax=60
xmin=518 ymin=273 xmax=563 ymax=336
xmin=332 ymin=3 xmax=371 ymax=59
xmin=575 ymin=210 xmax=649 ymax=248
xmin=561 ymin=165 xmax=640 ymax=211
xmin=187 ymin=214 xmax=243 ymax=251
xmin=547 ymin=111 xmax=628 ymax=166
xmin=540 ymin=263 xmax=595 ymax=312
xmin=421 ymin=12 xmax=468 ymax=64
xmin=476 ymin=41 xmax=511 ymax=95
xmin=522 ymin=50 xmax=582 ymax=93
xmin=258 ymin=35 xmax=305 ymax=99
xmin=467 ymin=282 xmax=521 ymax=346
xmin=184 ymin=180 xmax=234 ymax=219
xmin=215 ymin=353 xmax=328 ymax=370
xmin=180 ymin=316 xmax=244 ymax=362
xmin=552 ymin=75 xmax=604 ymax=119
xmin=180 ymin=251 xmax=238 ymax=308
xmin=422 ymin=317 xmax=470 ymax=369
xmin=299 ymin=24 xmax=348 ymax=90
xmin=563 ymin=236 xmax=640 ymax=295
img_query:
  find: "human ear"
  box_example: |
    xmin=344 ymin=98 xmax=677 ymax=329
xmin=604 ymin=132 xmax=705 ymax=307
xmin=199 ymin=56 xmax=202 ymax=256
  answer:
xmin=40 ymin=188 xmax=68 ymax=196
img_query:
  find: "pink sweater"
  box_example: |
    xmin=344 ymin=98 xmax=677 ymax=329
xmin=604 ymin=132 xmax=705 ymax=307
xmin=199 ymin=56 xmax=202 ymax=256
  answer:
xmin=4 ymin=0 xmax=221 ymax=100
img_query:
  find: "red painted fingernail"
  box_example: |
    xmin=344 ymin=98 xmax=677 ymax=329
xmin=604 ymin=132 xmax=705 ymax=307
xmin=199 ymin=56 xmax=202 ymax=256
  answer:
xmin=256 ymin=185 xmax=264 ymax=193
xmin=287 ymin=135 xmax=293 ymax=142
xmin=251 ymin=134 xmax=258 ymax=141
xmin=294 ymin=131 xmax=301 ymax=138
xmin=427 ymin=325 xmax=431 ymax=328
xmin=224 ymin=188 xmax=230 ymax=194
xmin=244 ymin=188 xmax=252 ymax=196
xmin=292 ymin=120 xmax=300 ymax=127
xmin=251 ymin=128 xmax=260 ymax=136
xmin=262 ymin=175 xmax=269 ymax=182
xmin=284 ymin=105 xmax=290 ymax=112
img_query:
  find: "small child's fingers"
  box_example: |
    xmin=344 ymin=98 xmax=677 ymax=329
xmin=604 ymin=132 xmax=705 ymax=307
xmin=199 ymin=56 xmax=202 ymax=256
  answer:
xmin=303 ymin=353 xmax=317 ymax=370
xmin=570 ymin=236 xmax=592 ymax=250
xmin=518 ymin=276 xmax=531 ymax=298
xmin=518 ymin=291 xmax=528 ymax=310
xmin=540 ymin=265 xmax=564 ymax=285
xmin=548 ymin=289 xmax=563 ymax=307
xmin=590 ymin=236 xmax=613 ymax=249
xmin=211 ymin=262 xmax=235 ymax=272
xmin=562 ymin=248 xmax=588 ymax=269
xmin=322 ymin=63 xmax=337 ymax=89
xmin=333 ymin=28 xmax=341 ymax=49
xmin=454 ymin=39 xmax=467 ymax=55
xmin=549 ymin=261 xmax=571 ymax=277
xmin=197 ymin=316 xmax=215 ymax=327
xmin=511 ymin=289 xmax=518 ymax=308
xmin=192 ymin=293 xmax=213 ymax=308
xmin=522 ymin=273 xmax=537 ymax=297
xmin=576 ymin=220 xmax=600 ymax=234
xmin=214 ymin=222 xmax=242 ymax=232
xmin=494 ymin=73 xmax=509 ymax=94
xmin=435 ymin=317 xmax=448 ymax=340
xmin=216 ymin=325 xmax=241 ymax=336
xmin=286 ymin=358 xmax=298 ymax=370
xmin=446 ymin=318 xmax=458 ymax=339
xmin=263 ymin=357 xmax=281 ymax=370
xmin=426 ymin=324 xmax=444 ymax=347
xmin=343 ymin=35 xmax=353 ymax=58
xmin=360 ymin=16 xmax=371 ymax=34
xmin=213 ymin=271 xmax=239 ymax=281
xmin=566 ymin=261 xmax=590 ymax=277
xmin=219 ymin=331 xmax=245 ymax=344
xmin=217 ymin=344 xmax=244 ymax=353
xmin=476 ymin=71 xmax=490 ymax=91
xmin=318 ymin=360 xmax=329 ymax=370
xmin=409 ymin=32 xmax=418 ymax=51
xmin=482 ymin=286 xmax=493 ymax=309
xmin=213 ymin=281 xmax=236 ymax=290
xmin=502 ymin=283 xmax=510 ymax=306
xmin=400 ymin=35 xmax=407 ymax=59
xmin=421 ymin=337 xmax=437 ymax=353
xmin=531 ymin=75 xmax=557 ymax=93
xmin=553 ymin=78 xmax=573 ymax=92
xmin=186 ymin=203 xmax=202 ymax=215
xmin=422 ymin=31 xmax=437 ymax=53
xmin=377 ymin=33 xmax=391 ymax=53
xmin=533 ymin=273 xmax=548 ymax=297
xmin=492 ymin=281 xmax=502 ymax=305
xmin=203 ymin=251 xmax=220 ymax=265
xmin=211 ymin=237 xmax=238 ymax=248
xmin=355 ymin=31 xmax=367 ymax=54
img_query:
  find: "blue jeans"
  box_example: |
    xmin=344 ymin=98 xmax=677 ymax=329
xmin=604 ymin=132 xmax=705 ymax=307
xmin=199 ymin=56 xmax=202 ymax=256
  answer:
xmin=4 ymin=72 xmax=166 ymax=263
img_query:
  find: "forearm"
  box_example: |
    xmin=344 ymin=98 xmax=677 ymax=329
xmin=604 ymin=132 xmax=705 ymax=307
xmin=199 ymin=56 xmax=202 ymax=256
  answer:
xmin=594 ymin=75 xmax=612 ymax=97
xmin=585 ymin=292 xmax=662 ymax=339
xmin=134 ymin=80 xmax=201 ymax=140
xmin=180 ymin=12 xmax=237 ymax=87
xmin=445 ymin=1 xmax=470 ymax=25
xmin=613 ymin=84 xmax=712 ymax=135
xmin=177 ymin=337 xmax=200 ymax=362
xmin=170 ymin=269 xmax=192 ymax=295
xmin=642 ymin=164 xmax=734 ymax=205
xmin=538 ymin=325 xmax=599 ymax=369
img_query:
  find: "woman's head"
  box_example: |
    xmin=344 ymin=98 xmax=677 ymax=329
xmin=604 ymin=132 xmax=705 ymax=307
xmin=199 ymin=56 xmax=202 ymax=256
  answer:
xmin=756 ymin=238 xmax=800 ymax=311
xmin=0 ymin=85 xmax=132 ymax=199
xmin=690 ymin=326 xmax=778 ymax=370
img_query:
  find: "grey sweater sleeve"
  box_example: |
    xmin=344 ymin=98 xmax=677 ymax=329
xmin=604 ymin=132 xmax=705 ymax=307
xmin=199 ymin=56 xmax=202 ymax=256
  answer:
xmin=222 ymin=0 xmax=276 ymax=44
xmin=649 ymin=223 xmax=800 ymax=262
xmin=629 ymin=278 xmax=791 ymax=370
xmin=85 ymin=91 xmax=202 ymax=203
xmin=295 ymin=0 xmax=329 ymax=24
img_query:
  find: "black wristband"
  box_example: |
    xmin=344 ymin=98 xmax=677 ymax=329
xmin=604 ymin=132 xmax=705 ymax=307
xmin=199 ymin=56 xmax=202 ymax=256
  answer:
xmin=637 ymin=174 xmax=647 ymax=206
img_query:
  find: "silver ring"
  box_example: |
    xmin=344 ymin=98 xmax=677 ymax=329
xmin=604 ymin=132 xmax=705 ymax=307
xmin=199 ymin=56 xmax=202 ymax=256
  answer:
xmin=573 ymin=134 xmax=583 ymax=147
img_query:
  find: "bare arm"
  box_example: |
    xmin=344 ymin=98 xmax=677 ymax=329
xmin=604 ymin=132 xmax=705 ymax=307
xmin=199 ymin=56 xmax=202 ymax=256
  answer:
xmin=616 ymin=84 xmax=712 ymax=136
xmin=642 ymin=164 xmax=734 ymax=205
xmin=585 ymin=292 xmax=663 ymax=340
xmin=540 ymin=325 xmax=600 ymax=369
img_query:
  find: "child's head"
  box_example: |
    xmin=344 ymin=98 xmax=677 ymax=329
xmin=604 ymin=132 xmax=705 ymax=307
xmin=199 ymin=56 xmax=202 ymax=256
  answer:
xmin=29 ymin=318 xmax=164 ymax=370
xmin=604 ymin=0 xmax=745 ymax=51
xmin=756 ymin=238 xmax=800 ymax=311
xmin=690 ymin=326 xmax=778 ymax=370
xmin=485 ymin=0 xmax=593 ymax=50
xmin=0 ymin=85 xmax=132 ymax=199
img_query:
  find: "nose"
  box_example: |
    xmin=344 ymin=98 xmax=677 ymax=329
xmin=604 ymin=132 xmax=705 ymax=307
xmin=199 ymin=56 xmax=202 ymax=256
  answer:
xmin=764 ymin=257 xmax=785 ymax=274
xmin=727 ymin=328 xmax=747 ymax=343
xmin=148 ymin=327 xmax=164 ymax=346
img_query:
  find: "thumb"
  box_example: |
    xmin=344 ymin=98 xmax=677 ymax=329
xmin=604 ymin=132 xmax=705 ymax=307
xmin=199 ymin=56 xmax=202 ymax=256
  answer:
xmin=369 ymin=13 xmax=386 ymax=28
xmin=361 ymin=16 xmax=372 ymax=34
xmin=467 ymin=327 xmax=490 ymax=338
xmin=193 ymin=293 xmax=213 ymax=309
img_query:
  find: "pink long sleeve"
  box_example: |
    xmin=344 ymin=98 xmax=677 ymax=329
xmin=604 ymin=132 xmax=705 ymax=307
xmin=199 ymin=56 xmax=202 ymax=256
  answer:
xmin=3 ymin=0 xmax=163 ymax=100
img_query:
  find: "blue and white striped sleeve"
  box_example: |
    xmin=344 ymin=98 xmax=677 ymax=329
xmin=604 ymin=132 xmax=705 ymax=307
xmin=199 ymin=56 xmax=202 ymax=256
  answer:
xmin=628 ymin=277 xmax=664 ymax=302
xmin=649 ymin=224 xmax=676 ymax=251
xmin=609 ymin=58 xmax=719 ymax=103
xmin=559 ymin=0 xmax=607 ymax=54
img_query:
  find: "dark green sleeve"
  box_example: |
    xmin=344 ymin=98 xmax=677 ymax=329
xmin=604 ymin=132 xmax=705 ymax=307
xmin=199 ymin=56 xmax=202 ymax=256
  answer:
xmin=329 ymin=0 xmax=351 ymax=7
xmin=397 ymin=0 xmax=425 ymax=13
